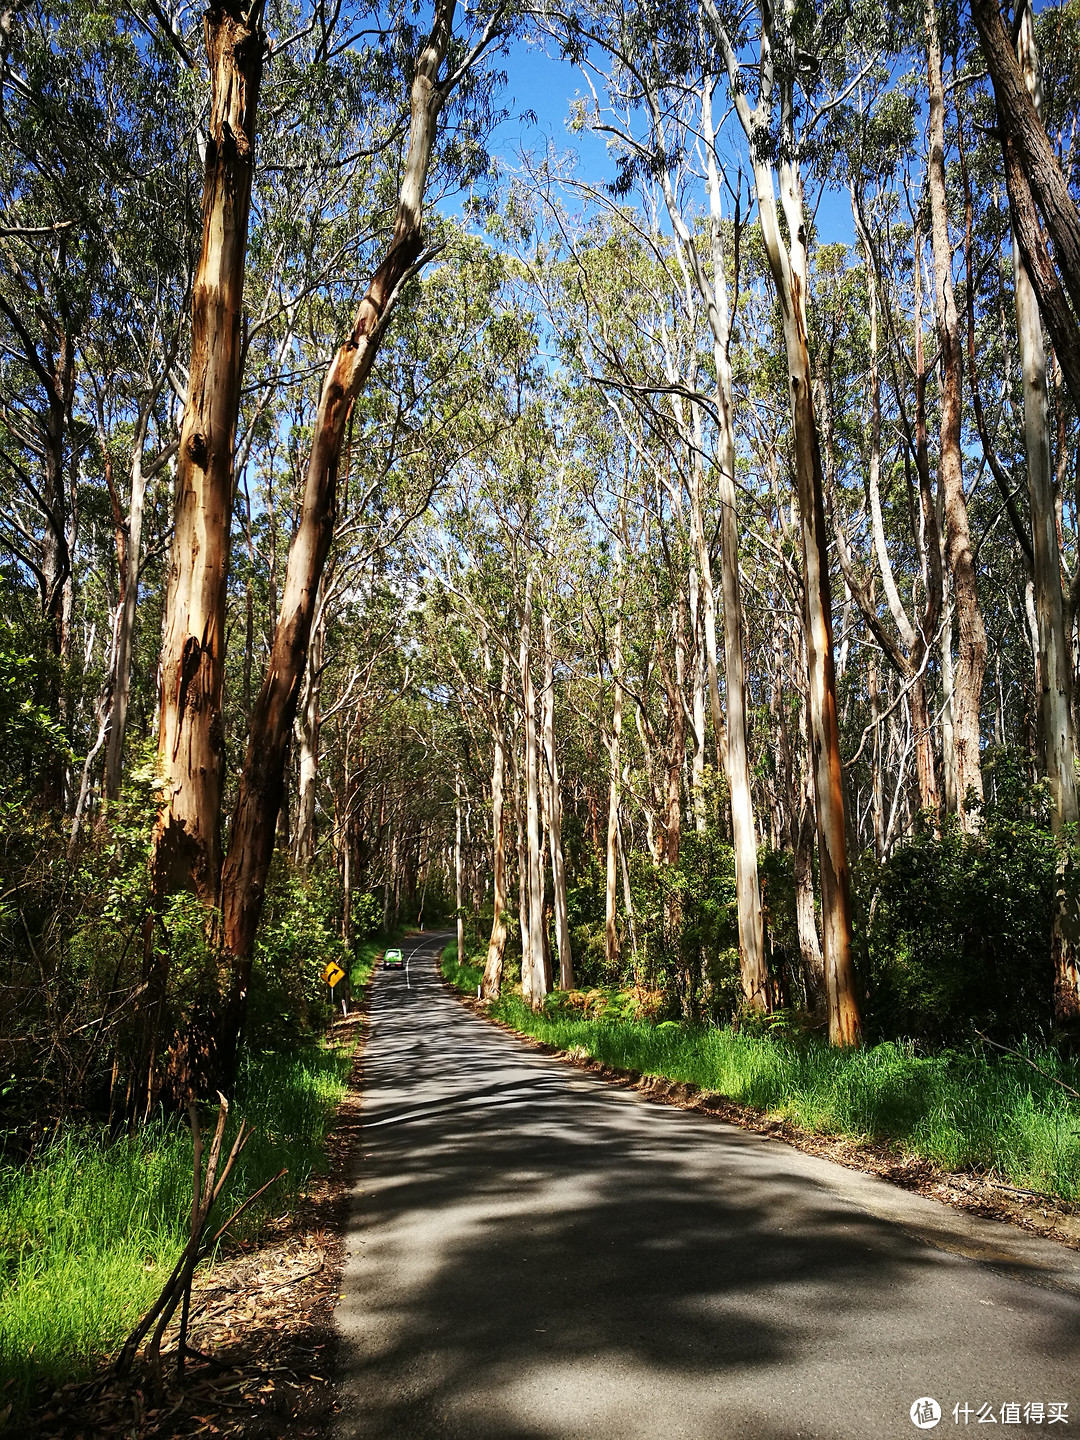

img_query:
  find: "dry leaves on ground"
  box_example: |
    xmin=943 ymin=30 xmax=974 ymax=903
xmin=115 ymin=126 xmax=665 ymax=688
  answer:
xmin=21 ymin=1009 xmax=368 ymax=1440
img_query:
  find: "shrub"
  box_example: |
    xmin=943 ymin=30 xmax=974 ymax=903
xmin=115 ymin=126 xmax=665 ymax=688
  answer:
xmin=863 ymin=759 xmax=1060 ymax=1043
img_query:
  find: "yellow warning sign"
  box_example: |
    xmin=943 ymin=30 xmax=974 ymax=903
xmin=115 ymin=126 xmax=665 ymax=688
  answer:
xmin=323 ymin=961 xmax=346 ymax=989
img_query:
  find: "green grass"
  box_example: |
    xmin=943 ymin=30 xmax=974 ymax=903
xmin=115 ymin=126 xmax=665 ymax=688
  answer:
xmin=0 ymin=1025 xmax=362 ymax=1416
xmin=442 ymin=950 xmax=1080 ymax=1203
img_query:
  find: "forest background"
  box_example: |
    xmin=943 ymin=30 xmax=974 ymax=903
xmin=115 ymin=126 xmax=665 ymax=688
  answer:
xmin=4 ymin=0 xmax=1080 ymax=1415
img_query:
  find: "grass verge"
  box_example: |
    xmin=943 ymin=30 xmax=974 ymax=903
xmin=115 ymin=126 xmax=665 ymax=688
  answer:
xmin=441 ymin=950 xmax=1080 ymax=1203
xmin=0 ymin=937 xmax=389 ymax=1421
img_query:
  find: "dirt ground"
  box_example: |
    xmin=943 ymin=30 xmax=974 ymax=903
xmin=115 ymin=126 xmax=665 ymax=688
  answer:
xmin=22 ymin=1009 xmax=367 ymax=1440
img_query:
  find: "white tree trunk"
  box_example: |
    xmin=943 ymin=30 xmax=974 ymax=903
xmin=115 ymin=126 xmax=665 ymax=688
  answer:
xmin=294 ymin=599 xmax=324 ymax=866
xmin=706 ymin=0 xmax=861 ymax=1043
xmin=1011 ymin=0 xmax=1080 ymax=1021
xmin=455 ymin=766 xmax=464 ymax=967
xmin=606 ymin=546 xmax=625 ymax=972
xmin=519 ymin=570 xmax=546 ymax=1008
xmin=689 ymin=566 xmax=708 ymax=832
xmin=104 ymin=435 xmax=152 ymax=800
xmin=510 ymin=719 xmax=531 ymax=1003
xmin=482 ymin=650 xmax=510 ymax=998
xmin=542 ymin=611 xmax=573 ymax=989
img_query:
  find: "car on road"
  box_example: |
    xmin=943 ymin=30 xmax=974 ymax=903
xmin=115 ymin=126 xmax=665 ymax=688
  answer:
xmin=383 ymin=947 xmax=404 ymax=970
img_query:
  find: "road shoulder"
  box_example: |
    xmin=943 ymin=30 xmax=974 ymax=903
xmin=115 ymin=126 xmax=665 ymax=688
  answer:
xmin=439 ymin=962 xmax=1080 ymax=1295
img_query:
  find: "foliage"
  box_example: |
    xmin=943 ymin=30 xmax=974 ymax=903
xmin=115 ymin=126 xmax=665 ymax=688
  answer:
xmin=861 ymin=756 xmax=1061 ymax=1044
xmin=247 ymin=858 xmax=352 ymax=1049
xmin=0 ymin=1037 xmax=354 ymax=1414
xmin=0 ymin=768 xmax=358 ymax=1127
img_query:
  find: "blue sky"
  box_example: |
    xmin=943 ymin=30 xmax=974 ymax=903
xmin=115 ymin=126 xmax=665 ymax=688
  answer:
xmin=477 ymin=34 xmax=859 ymax=250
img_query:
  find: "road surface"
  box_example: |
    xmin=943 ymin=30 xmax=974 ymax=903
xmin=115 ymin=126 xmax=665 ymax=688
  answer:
xmin=336 ymin=933 xmax=1080 ymax=1438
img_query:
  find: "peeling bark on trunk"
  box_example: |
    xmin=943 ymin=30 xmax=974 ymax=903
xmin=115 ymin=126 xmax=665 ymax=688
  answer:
xmin=972 ymin=0 xmax=1080 ymax=386
xmin=132 ymin=0 xmax=264 ymax=1109
xmin=767 ymin=226 xmax=859 ymax=1044
xmin=482 ymin=650 xmax=510 ymax=998
xmin=925 ymin=0 xmax=986 ymax=831
xmin=150 ymin=0 xmax=265 ymax=907
xmin=1009 ymin=1 xmax=1080 ymax=1025
xmin=542 ymin=612 xmax=573 ymax=990
xmin=216 ymin=0 xmax=462 ymax=1076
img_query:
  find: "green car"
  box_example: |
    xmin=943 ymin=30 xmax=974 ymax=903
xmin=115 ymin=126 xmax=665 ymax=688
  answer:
xmin=383 ymin=947 xmax=404 ymax=970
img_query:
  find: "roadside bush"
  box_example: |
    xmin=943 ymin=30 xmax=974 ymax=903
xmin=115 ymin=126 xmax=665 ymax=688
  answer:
xmin=246 ymin=856 xmax=346 ymax=1049
xmin=863 ymin=756 xmax=1060 ymax=1043
xmin=627 ymin=825 xmax=740 ymax=1019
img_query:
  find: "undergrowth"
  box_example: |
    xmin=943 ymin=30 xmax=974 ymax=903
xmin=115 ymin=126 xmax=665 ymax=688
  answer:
xmin=0 ymin=934 xmax=389 ymax=1421
xmin=442 ymin=950 xmax=1080 ymax=1203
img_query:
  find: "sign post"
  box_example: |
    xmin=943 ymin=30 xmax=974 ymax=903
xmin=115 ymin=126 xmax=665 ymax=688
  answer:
xmin=323 ymin=960 xmax=348 ymax=1015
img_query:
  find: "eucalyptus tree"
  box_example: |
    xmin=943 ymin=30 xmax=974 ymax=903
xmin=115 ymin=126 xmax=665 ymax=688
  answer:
xmin=533 ymin=9 xmax=772 ymax=1009
xmin=217 ymin=0 xmax=517 ymax=1069
xmin=696 ymin=0 xmax=892 ymax=1044
xmin=967 ymin=0 xmax=1080 ymax=1024
xmin=149 ymin=0 xmax=268 ymax=909
xmin=972 ymin=0 xmax=1080 ymax=411
xmin=0 ymin=1 xmax=189 ymax=806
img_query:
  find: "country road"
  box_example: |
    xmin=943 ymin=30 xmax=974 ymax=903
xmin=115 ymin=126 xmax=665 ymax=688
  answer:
xmin=335 ymin=933 xmax=1080 ymax=1439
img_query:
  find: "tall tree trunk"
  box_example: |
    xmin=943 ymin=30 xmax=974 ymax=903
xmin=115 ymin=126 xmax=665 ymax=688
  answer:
xmin=510 ymin=722 xmax=531 ymax=1003
xmin=711 ymin=0 xmax=861 ymax=1042
xmin=869 ymin=656 xmax=885 ymax=859
xmin=698 ymin=76 xmax=769 ymax=1005
xmin=605 ymin=550 xmax=625 ymax=973
xmin=940 ymin=580 xmax=958 ymax=812
xmin=761 ymin=193 xmax=858 ymax=1042
xmin=852 ymin=203 xmax=942 ymax=824
xmin=542 ymin=612 xmax=573 ymax=990
xmin=689 ymin=564 xmax=708 ymax=832
xmin=972 ymin=0 xmax=1080 ymax=402
xmin=794 ymin=798 xmax=825 ymax=1012
xmin=925 ymin=0 xmax=986 ymax=830
xmin=689 ymin=421 xmax=728 ymax=784
xmin=1009 ymin=1 xmax=1080 ymax=1024
xmin=41 ymin=332 xmax=74 ymax=808
xmin=519 ymin=569 xmax=546 ymax=1010
xmin=217 ymin=0 xmax=466 ymax=1076
xmin=294 ymin=599 xmax=325 ymax=867
xmin=454 ymin=766 xmax=464 ymax=966
xmin=482 ymin=655 xmax=509 ymax=998
xmin=104 ymin=432 xmax=151 ymax=800
xmin=150 ymin=0 xmax=265 ymax=906
xmin=131 ymin=0 xmax=264 ymax=1112
xmin=712 ymin=368 xmax=766 ymax=1009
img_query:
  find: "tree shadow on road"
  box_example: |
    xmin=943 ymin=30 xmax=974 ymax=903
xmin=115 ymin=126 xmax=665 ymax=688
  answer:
xmin=336 ymin=966 xmax=1080 ymax=1440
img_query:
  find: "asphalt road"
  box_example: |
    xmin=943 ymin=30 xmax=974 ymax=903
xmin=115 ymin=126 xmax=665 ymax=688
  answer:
xmin=336 ymin=933 xmax=1080 ymax=1439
